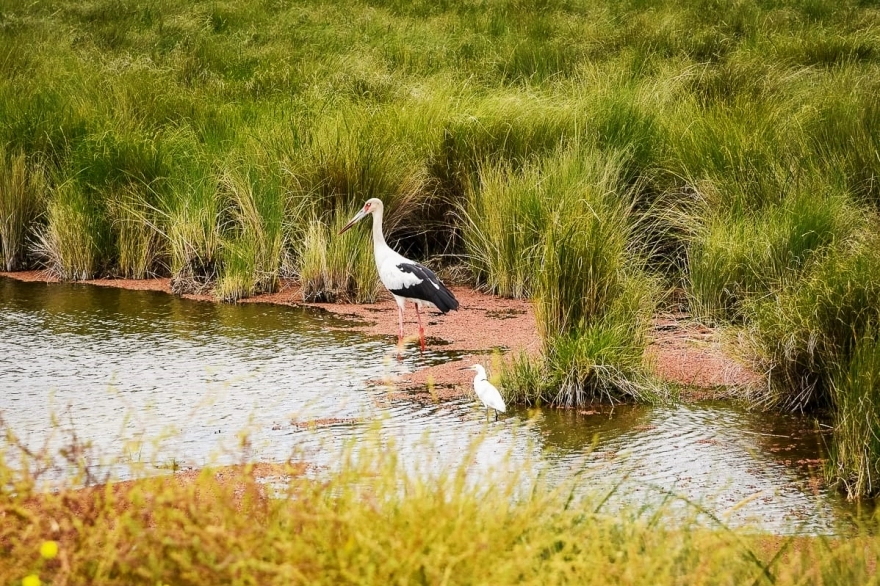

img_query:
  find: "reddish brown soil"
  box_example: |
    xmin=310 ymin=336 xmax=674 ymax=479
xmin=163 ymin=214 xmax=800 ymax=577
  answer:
xmin=646 ymin=312 xmax=761 ymax=400
xmin=1 ymin=271 xmax=760 ymax=400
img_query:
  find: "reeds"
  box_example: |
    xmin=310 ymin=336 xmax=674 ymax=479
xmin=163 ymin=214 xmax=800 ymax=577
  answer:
xmin=464 ymin=146 xmax=661 ymax=405
xmin=740 ymin=235 xmax=880 ymax=498
xmin=296 ymin=211 xmax=383 ymax=304
xmin=688 ymin=184 xmax=859 ymax=322
xmin=33 ymin=182 xmax=111 ymax=281
xmin=214 ymin=166 xmax=285 ymax=302
xmin=0 ymin=150 xmax=46 ymax=271
xmin=830 ymin=329 xmax=880 ymax=499
xmin=107 ymin=186 xmax=165 ymax=279
xmin=743 ymin=235 xmax=880 ymax=412
xmin=164 ymin=168 xmax=221 ymax=295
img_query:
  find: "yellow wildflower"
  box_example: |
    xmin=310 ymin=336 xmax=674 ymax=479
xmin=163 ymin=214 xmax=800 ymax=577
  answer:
xmin=40 ymin=541 xmax=59 ymax=560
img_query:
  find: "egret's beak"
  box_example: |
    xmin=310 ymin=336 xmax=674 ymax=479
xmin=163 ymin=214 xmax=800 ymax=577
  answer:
xmin=457 ymin=366 xmax=472 ymax=371
xmin=338 ymin=208 xmax=368 ymax=235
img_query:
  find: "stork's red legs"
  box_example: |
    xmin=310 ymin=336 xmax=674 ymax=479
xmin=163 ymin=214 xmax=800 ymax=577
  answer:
xmin=396 ymin=305 xmax=405 ymax=345
xmin=394 ymin=301 xmax=426 ymax=356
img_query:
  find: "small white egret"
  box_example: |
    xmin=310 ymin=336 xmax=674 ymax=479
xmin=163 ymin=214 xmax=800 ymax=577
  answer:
xmin=339 ymin=198 xmax=459 ymax=351
xmin=460 ymin=364 xmax=506 ymax=421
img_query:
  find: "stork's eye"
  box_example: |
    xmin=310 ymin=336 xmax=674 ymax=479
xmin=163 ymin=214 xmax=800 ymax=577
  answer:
xmin=364 ymin=203 xmax=371 ymax=211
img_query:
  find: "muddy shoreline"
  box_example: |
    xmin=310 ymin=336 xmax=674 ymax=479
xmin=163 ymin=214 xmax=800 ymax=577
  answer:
xmin=1 ymin=271 xmax=759 ymax=400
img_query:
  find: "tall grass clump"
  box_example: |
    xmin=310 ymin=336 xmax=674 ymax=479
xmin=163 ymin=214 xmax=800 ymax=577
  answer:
xmin=432 ymin=92 xmax=582 ymax=200
xmin=462 ymin=146 xmax=660 ymax=405
xmin=283 ymin=105 xmax=442 ymax=301
xmin=296 ymin=210 xmax=382 ymax=303
xmin=532 ymin=228 xmax=659 ymax=406
xmin=460 ymin=160 xmax=545 ymax=298
xmin=164 ymin=169 xmax=222 ymax=295
xmin=829 ymin=329 xmax=880 ymax=499
xmin=743 ymin=236 xmax=880 ymax=413
xmin=805 ymin=76 xmax=880 ymax=206
xmin=285 ymin=105 xmax=437 ymax=232
xmin=668 ymin=101 xmax=793 ymax=217
xmin=0 ymin=150 xmax=47 ymax=271
xmin=214 ymin=166 xmax=285 ymax=302
xmin=33 ymin=182 xmax=111 ymax=280
xmin=106 ymin=186 xmax=165 ymax=279
xmin=688 ymin=184 xmax=859 ymax=322
xmin=742 ymin=234 xmax=880 ymax=498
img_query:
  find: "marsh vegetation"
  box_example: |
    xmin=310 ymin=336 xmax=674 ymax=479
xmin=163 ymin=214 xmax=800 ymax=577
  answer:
xmin=0 ymin=0 xmax=879 ymax=499
xmin=2 ymin=428 xmax=879 ymax=586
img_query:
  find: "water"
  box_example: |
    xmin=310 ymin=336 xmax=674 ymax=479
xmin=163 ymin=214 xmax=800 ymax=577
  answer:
xmin=0 ymin=276 xmax=859 ymax=533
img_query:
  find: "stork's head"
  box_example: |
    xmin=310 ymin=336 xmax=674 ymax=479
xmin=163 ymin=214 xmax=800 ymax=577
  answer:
xmin=338 ymin=198 xmax=384 ymax=235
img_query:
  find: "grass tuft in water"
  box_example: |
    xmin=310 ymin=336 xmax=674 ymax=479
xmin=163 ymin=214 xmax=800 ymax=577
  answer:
xmin=464 ymin=146 xmax=661 ymax=405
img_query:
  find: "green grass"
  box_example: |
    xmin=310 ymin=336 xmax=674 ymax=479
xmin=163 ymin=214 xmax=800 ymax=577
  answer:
xmin=106 ymin=186 xmax=165 ymax=279
xmin=0 ymin=149 xmax=47 ymax=271
xmin=296 ymin=210 xmax=383 ymax=304
xmin=743 ymin=236 xmax=880 ymax=412
xmin=738 ymin=236 xmax=880 ymax=498
xmin=163 ymin=164 xmax=222 ymax=294
xmin=462 ymin=145 xmax=661 ymax=405
xmin=2 ymin=428 xmax=879 ymax=585
xmin=830 ymin=329 xmax=880 ymax=500
xmin=687 ymin=183 xmax=860 ymax=322
xmin=214 ymin=164 xmax=285 ymax=301
xmin=33 ymin=181 xmax=111 ymax=280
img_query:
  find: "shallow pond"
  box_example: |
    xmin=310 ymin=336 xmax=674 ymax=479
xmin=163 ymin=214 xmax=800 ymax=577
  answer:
xmin=0 ymin=277 xmax=861 ymax=533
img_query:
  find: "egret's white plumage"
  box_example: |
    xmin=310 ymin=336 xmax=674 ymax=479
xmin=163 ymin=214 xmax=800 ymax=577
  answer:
xmin=461 ymin=364 xmax=506 ymax=420
xmin=339 ymin=198 xmax=458 ymax=351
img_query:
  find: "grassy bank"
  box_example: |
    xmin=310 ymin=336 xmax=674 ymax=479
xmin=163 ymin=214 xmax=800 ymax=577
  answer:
xmin=1 ymin=0 xmax=879 ymax=495
xmin=1 ymin=432 xmax=878 ymax=585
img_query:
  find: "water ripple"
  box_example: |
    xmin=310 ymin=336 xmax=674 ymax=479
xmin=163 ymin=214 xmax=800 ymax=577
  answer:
xmin=0 ymin=277 xmax=856 ymax=533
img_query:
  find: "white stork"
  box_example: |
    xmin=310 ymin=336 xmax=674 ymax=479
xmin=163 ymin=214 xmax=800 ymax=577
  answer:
xmin=460 ymin=364 xmax=506 ymax=421
xmin=338 ymin=198 xmax=459 ymax=351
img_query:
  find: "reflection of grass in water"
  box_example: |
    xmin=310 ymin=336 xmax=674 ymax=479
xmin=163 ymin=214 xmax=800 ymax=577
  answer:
xmin=2 ymin=425 xmax=878 ymax=584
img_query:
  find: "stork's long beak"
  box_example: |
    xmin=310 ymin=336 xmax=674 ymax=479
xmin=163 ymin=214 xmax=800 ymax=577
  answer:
xmin=338 ymin=208 xmax=368 ymax=235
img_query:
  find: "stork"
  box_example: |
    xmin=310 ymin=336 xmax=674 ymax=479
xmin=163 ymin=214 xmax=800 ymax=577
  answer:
xmin=459 ymin=364 xmax=506 ymax=421
xmin=338 ymin=198 xmax=459 ymax=351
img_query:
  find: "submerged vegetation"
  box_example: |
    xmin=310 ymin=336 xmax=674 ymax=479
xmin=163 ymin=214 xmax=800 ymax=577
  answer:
xmin=2 ymin=430 xmax=879 ymax=585
xmin=0 ymin=0 xmax=879 ymax=495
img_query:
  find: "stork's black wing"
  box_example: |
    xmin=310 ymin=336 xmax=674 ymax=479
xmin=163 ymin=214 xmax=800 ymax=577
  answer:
xmin=387 ymin=262 xmax=459 ymax=313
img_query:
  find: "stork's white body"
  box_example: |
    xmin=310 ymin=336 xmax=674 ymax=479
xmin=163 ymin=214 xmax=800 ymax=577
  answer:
xmin=369 ymin=212 xmax=437 ymax=311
